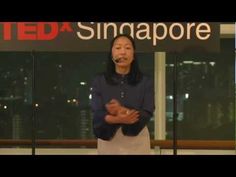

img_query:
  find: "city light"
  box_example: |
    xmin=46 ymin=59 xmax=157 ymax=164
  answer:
xmin=209 ymin=62 xmax=215 ymax=66
xmin=80 ymin=82 xmax=86 ymax=85
xmin=185 ymin=93 xmax=189 ymax=99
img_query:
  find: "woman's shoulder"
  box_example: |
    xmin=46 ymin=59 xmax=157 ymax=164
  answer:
xmin=92 ymin=73 xmax=106 ymax=85
xmin=142 ymin=73 xmax=154 ymax=82
xmin=93 ymin=72 xmax=105 ymax=80
xmin=139 ymin=74 xmax=154 ymax=88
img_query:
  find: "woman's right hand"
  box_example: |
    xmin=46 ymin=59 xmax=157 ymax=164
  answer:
xmin=105 ymin=99 xmax=122 ymax=115
xmin=105 ymin=109 xmax=139 ymax=124
xmin=116 ymin=109 xmax=140 ymax=124
xmin=105 ymin=99 xmax=139 ymax=124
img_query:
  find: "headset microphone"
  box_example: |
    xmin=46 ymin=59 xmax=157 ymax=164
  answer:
xmin=113 ymin=57 xmax=120 ymax=63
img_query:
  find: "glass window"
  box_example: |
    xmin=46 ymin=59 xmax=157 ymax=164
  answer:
xmin=0 ymin=52 xmax=32 ymax=140
xmin=34 ymin=52 xmax=154 ymax=139
xmin=166 ymin=38 xmax=235 ymax=140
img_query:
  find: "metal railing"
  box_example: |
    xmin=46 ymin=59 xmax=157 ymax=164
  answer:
xmin=0 ymin=139 xmax=235 ymax=149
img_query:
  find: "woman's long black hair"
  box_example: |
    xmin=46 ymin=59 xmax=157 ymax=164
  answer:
xmin=104 ymin=34 xmax=143 ymax=86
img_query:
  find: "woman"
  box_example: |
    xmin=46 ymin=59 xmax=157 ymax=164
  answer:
xmin=91 ymin=34 xmax=154 ymax=154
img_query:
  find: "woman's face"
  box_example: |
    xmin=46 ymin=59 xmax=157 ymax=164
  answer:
xmin=111 ymin=36 xmax=134 ymax=67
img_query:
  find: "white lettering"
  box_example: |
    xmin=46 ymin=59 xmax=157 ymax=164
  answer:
xmin=153 ymin=23 xmax=168 ymax=45
xmin=196 ymin=23 xmax=211 ymax=40
xmin=97 ymin=23 xmax=101 ymax=39
xmin=169 ymin=23 xmax=184 ymax=40
xmin=136 ymin=23 xmax=151 ymax=40
xmin=104 ymin=23 xmax=117 ymax=38
xmin=186 ymin=23 xmax=196 ymax=39
xmin=76 ymin=22 xmax=212 ymax=46
xmin=119 ymin=23 xmax=134 ymax=38
xmin=77 ymin=22 xmax=94 ymax=40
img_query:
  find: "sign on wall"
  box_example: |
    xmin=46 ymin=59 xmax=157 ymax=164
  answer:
xmin=0 ymin=22 xmax=220 ymax=52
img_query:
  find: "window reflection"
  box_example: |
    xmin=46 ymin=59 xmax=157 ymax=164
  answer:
xmin=166 ymin=38 xmax=235 ymax=140
xmin=0 ymin=38 xmax=234 ymax=142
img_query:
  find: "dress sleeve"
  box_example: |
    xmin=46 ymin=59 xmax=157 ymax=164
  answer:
xmin=122 ymin=77 xmax=155 ymax=136
xmin=91 ymin=76 xmax=119 ymax=140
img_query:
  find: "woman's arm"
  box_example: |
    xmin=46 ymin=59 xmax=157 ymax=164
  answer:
xmin=105 ymin=99 xmax=140 ymax=125
xmin=91 ymin=76 xmax=119 ymax=140
xmin=122 ymin=77 xmax=155 ymax=136
xmin=105 ymin=109 xmax=140 ymax=124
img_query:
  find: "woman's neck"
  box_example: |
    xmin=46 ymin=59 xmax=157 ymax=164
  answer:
xmin=115 ymin=67 xmax=130 ymax=75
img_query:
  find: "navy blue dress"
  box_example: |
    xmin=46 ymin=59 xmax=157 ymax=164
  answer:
xmin=91 ymin=73 xmax=155 ymax=140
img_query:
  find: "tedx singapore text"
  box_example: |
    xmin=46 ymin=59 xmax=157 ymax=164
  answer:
xmin=0 ymin=22 xmax=211 ymax=46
